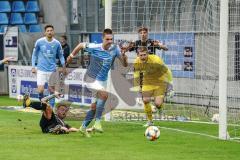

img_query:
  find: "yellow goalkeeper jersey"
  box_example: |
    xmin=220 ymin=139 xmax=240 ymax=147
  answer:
xmin=133 ymin=55 xmax=172 ymax=91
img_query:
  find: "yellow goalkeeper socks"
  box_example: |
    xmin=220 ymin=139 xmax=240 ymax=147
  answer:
xmin=144 ymin=102 xmax=153 ymax=121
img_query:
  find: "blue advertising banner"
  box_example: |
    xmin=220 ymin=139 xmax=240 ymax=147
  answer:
xmin=83 ymin=85 xmax=92 ymax=104
xmin=68 ymin=84 xmax=82 ymax=103
xmin=149 ymin=33 xmax=195 ymax=78
xmin=90 ymin=33 xmax=102 ymax=43
xmin=20 ymin=80 xmax=49 ymax=98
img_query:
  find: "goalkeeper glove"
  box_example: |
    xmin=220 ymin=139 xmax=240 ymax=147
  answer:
xmin=166 ymin=82 xmax=174 ymax=99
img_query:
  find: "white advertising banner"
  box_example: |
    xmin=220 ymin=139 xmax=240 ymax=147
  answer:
xmin=8 ymin=65 xmax=143 ymax=109
xmin=4 ymin=27 xmax=18 ymax=61
xmin=8 ymin=65 xmax=91 ymax=106
xmin=71 ymin=0 xmax=78 ymax=24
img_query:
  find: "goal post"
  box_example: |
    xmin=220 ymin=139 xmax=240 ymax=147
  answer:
xmin=104 ymin=0 xmax=113 ymax=121
xmin=105 ymin=0 xmax=112 ymax=29
xmin=219 ymin=0 xmax=228 ymax=140
xmin=103 ymin=0 xmax=240 ymax=141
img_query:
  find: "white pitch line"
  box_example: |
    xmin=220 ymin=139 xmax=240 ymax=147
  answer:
xmin=111 ymin=121 xmax=240 ymax=143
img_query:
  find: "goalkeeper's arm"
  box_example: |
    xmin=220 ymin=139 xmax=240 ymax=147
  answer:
xmin=164 ymin=68 xmax=174 ymax=98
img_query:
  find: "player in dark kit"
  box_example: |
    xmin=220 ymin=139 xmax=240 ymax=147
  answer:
xmin=23 ymin=93 xmax=79 ymax=134
xmin=129 ymin=27 xmax=168 ymax=54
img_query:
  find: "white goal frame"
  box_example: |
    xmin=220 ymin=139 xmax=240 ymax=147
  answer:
xmin=219 ymin=0 xmax=228 ymax=140
xmin=105 ymin=0 xmax=229 ymax=140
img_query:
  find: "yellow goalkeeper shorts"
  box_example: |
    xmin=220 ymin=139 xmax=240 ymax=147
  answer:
xmin=142 ymin=82 xmax=167 ymax=98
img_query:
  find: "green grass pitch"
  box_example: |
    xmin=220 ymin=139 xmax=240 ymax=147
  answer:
xmin=0 ymin=96 xmax=239 ymax=160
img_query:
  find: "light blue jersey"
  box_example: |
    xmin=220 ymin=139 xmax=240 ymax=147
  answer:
xmin=32 ymin=37 xmax=65 ymax=72
xmin=0 ymin=60 xmax=3 ymax=65
xmin=85 ymin=43 xmax=121 ymax=81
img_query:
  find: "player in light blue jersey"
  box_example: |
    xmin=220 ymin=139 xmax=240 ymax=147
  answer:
xmin=66 ymin=28 xmax=128 ymax=136
xmin=31 ymin=24 xmax=66 ymax=108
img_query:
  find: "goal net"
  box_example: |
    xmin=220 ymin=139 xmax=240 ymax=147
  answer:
xmin=108 ymin=0 xmax=240 ymax=140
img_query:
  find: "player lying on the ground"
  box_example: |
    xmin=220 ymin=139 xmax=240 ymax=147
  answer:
xmin=133 ymin=46 xmax=173 ymax=127
xmin=23 ymin=93 xmax=79 ymax=134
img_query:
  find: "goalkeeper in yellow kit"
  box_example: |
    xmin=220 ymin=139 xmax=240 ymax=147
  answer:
xmin=133 ymin=47 xmax=173 ymax=127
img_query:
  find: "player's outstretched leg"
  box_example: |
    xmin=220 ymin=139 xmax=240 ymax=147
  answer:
xmin=79 ymin=125 xmax=91 ymax=138
xmin=92 ymin=98 xmax=106 ymax=133
xmin=79 ymin=102 xmax=97 ymax=137
xmin=80 ymin=103 xmax=98 ymax=137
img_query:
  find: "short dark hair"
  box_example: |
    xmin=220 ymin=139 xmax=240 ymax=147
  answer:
xmin=103 ymin=28 xmax=113 ymax=37
xmin=138 ymin=27 xmax=148 ymax=33
xmin=44 ymin=24 xmax=54 ymax=31
xmin=61 ymin=35 xmax=67 ymax=40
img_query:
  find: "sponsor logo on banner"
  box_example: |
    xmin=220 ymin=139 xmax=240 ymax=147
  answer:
xmin=83 ymin=85 xmax=92 ymax=104
xmin=4 ymin=27 xmax=18 ymax=61
xmin=68 ymin=84 xmax=82 ymax=103
xmin=11 ymin=85 xmax=17 ymax=93
xmin=66 ymin=71 xmax=83 ymax=81
xmin=18 ymin=69 xmax=35 ymax=78
xmin=20 ymin=80 xmax=49 ymax=98
xmin=10 ymin=69 xmax=17 ymax=94
xmin=5 ymin=36 xmax=17 ymax=47
xmin=58 ymin=72 xmax=65 ymax=97
xmin=71 ymin=0 xmax=78 ymax=24
xmin=10 ymin=69 xmax=17 ymax=77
